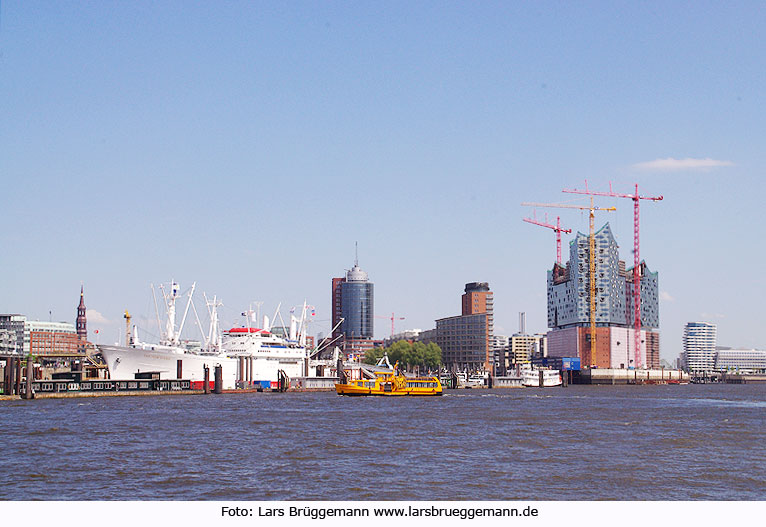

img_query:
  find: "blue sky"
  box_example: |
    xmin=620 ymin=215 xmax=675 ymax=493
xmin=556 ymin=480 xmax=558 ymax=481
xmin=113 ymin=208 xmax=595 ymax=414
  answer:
xmin=1 ymin=2 xmax=763 ymax=360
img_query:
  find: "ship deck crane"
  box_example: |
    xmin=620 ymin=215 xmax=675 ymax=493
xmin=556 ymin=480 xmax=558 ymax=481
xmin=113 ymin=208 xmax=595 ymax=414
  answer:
xmin=522 ymin=198 xmax=616 ymax=366
xmin=562 ymin=181 xmax=663 ymax=369
xmin=523 ymin=214 xmax=572 ymax=265
xmin=123 ymin=310 xmax=131 ymax=347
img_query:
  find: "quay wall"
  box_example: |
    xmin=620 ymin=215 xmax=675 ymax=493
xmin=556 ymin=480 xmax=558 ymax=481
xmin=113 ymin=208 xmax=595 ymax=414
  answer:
xmin=722 ymin=373 xmax=766 ymax=384
xmin=493 ymin=376 xmax=524 ymax=388
xmin=578 ymin=368 xmax=689 ymax=385
xmin=289 ymin=376 xmax=338 ymax=391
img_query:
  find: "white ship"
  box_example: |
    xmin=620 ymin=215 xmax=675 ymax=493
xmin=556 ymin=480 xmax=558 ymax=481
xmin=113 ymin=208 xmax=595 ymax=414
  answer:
xmin=97 ymin=280 xmax=317 ymax=390
xmin=521 ymin=369 xmax=562 ymax=387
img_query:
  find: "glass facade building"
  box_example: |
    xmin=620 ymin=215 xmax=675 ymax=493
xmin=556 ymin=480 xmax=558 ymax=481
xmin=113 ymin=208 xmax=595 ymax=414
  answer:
xmin=436 ymin=313 xmax=489 ymax=372
xmin=547 ymin=223 xmax=659 ymax=329
xmin=0 ymin=315 xmax=27 ymax=355
xmin=715 ymin=349 xmax=766 ymax=373
xmin=340 ymin=264 xmax=374 ymax=340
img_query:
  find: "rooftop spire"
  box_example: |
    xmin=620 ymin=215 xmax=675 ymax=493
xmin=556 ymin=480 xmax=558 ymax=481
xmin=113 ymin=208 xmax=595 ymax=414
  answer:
xmin=76 ymin=283 xmax=87 ymax=344
xmin=354 ymin=241 xmax=358 ymax=267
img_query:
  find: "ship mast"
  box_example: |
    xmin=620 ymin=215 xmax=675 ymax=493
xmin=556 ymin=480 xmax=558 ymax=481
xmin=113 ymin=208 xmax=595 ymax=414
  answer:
xmin=157 ymin=280 xmax=195 ymax=346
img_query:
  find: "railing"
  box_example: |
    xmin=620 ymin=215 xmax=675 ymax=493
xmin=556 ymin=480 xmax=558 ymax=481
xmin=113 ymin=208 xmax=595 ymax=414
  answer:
xmin=30 ymin=379 xmax=191 ymax=393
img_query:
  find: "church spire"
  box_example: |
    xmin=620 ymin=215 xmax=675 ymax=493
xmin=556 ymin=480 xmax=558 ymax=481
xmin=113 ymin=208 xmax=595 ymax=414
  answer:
xmin=76 ymin=284 xmax=87 ymax=348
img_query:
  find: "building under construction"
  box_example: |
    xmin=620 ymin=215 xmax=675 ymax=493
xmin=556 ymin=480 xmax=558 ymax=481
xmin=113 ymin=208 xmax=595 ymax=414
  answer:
xmin=546 ymin=223 xmax=660 ymax=369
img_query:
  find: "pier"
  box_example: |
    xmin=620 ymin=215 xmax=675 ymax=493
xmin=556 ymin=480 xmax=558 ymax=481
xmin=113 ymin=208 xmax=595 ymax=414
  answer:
xmin=575 ymin=368 xmax=689 ymax=385
xmin=1 ymin=357 xmax=341 ymax=399
xmin=722 ymin=373 xmax=766 ymax=384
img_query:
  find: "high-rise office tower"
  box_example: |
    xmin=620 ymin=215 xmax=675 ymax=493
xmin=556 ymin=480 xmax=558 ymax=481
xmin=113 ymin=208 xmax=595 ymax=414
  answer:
xmin=682 ymin=322 xmax=717 ymax=372
xmin=340 ymin=261 xmax=374 ymax=340
xmin=331 ymin=251 xmax=375 ymax=358
xmin=462 ymin=281 xmax=494 ymax=336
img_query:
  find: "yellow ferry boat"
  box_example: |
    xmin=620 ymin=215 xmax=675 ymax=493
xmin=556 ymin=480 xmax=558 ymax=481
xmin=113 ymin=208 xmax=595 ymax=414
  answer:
xmin=335 ymin=362 xmax=443 ymax=396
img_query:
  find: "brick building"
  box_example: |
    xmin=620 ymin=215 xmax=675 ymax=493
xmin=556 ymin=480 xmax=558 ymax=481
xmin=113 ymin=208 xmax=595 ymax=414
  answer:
xmin=436 ymin=282 xmax=494 ymax=372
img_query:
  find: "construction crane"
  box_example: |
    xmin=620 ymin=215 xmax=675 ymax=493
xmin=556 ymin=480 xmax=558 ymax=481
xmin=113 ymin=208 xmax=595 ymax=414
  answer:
xmin=562 ymin=181 xmax=663 ymax=369
xmin=523 ymin=214 xmax=572 ymax=265
xmin=375 ymin=313 xmax=406 ymax=338
xmin=522 ymin=197 xmax=616 ymax=366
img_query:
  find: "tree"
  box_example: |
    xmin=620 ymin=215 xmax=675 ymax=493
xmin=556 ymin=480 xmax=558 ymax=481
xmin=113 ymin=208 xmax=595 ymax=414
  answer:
xmin=363 ymin=340 xmax=442 ymax=372
xmin=363 ymin=347 xmax=386 ymax=365
xmin=423 ymin=342 xmax=442 ymax=370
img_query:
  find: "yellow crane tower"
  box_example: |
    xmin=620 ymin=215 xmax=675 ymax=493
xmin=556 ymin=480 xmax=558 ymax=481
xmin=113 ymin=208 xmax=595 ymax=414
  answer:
xmin=521 ymin=197 xmax=616 ymax=365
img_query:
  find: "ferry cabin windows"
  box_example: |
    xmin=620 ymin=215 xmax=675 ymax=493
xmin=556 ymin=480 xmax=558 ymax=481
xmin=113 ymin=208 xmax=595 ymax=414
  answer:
xmin=406 ymin=381 xmax=437 ymax=388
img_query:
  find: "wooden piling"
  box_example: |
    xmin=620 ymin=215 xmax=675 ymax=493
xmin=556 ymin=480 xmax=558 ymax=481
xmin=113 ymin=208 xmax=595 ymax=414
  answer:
xmin=176 ymin=359 xmax=183 ymax=379
xmin=15 ymin=358 xmax=22 ymax=395
xmin=7 ymin=357 xmax=15 ymax=395
xmin=203 ymin=366 xmax=210 ymax=394
xmin=24 ymin=358 xmax=34 ymax=400
xmin=539 ymin=369 xmax=544 ymax=388
xmin=2 ymin=358 xmax=9 ymax=395
xmin=213 ymin=365 xmax=223 ymax=394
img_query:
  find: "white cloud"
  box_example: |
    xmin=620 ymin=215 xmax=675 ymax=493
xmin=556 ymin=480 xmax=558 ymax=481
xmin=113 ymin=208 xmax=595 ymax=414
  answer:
xmin=86 ymin=309 xmax=111 ymax=325
xmin=660 ymin=291 xmax=674 ymax=302
xmin=631 ymin=157 xmax=735 ymax=172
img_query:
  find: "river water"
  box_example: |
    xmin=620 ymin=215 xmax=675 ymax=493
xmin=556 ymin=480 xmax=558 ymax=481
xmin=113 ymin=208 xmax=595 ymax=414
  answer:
xmin=1 ymin=384 xmax=765 ymax=500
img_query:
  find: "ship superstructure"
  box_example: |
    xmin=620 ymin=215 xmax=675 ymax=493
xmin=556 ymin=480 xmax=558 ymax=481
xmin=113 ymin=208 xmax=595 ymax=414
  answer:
xmin=97 ymin=281 xmax=315 ymax=389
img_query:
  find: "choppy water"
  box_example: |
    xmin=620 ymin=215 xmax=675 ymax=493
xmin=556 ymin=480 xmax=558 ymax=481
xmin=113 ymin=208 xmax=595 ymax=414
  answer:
xmin=1 ymin=384 xmax=765 ymax=500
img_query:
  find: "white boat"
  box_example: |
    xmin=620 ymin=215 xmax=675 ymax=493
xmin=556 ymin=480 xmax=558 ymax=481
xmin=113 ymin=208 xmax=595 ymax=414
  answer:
xmin=222 ymin=326 xmax=308 ymax=384
xmin=98 ymin=341 xmax=239 ymax=388
xmin=521 ymin=369 xmax=562 ymax=387
xmin=97 ymin=280 xmax=314 ymax=390
xmin=465 ymin=373 xmax=487 ymax=388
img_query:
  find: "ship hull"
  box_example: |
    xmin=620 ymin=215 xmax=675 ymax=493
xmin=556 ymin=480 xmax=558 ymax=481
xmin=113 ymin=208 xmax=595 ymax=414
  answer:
xmin=521 ymin=370 xmax=562 ymax=387
xmin=98 ymin=344 xmax=240 ymax=388
xmin=98 ymin=344 xmax=308 ymax=390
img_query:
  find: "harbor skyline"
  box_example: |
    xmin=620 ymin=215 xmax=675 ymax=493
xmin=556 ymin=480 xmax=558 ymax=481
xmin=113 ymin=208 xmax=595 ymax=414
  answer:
xmin=1 ymin=3 xmax=764 ymax=360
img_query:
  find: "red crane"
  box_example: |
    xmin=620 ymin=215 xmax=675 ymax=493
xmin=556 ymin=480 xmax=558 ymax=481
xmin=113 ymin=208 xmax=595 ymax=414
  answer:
xmin=522 ymin=198 xmax=616 ymax=366
xmin=562 ymin=181 xmax=663 ymax=369
xmin=523 ymin=214 xmax=572 ymax=265
xmin=375 ymin=313 xmax=406 ymax=337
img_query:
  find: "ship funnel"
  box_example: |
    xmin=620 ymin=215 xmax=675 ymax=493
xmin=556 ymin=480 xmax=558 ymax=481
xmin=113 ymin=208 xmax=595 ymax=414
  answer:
xmin=263 ymin=315 xmax=270 ymax=332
